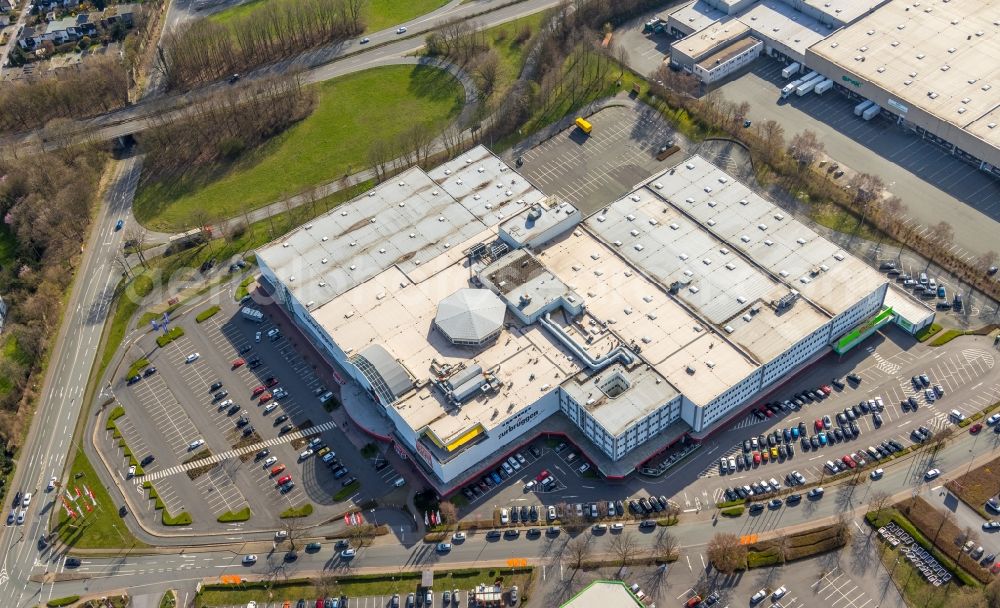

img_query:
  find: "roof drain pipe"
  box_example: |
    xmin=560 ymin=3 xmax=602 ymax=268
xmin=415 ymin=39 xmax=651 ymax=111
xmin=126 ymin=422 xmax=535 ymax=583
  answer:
xmin=539 ymin=313 xmax=635 ymax=371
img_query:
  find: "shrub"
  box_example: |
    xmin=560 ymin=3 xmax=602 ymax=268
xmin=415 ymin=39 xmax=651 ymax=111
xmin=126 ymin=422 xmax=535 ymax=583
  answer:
xmin=195 ymin=305 xmax=221 ymax=323
xmin=109 ymin=406 xmax=125 ymax=421
xmin=162 ymin=510 xmax=192 ymax=526
xmin=280 ymin=503 xmax=314 ymax=518
xmin=333 ymin=481 xmax=360 ymax=502
xmin=47 ymin=596 xmax=80 ymax=607
xmin=126 ymin=357 xmax=149 ymax=378
xmin=915 ymin=323 xmax=942 ymax=342
xmin=156 ymin=326 xmax=184 ymax=347
xmin=720 ymin=506 xmax=745 ymax=517
xmin=217 ymin=507 xmax=251 ymax=522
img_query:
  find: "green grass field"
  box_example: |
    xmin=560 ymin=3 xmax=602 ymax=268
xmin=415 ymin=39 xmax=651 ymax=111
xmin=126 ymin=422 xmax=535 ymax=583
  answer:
xmin=134 ymin=65 xmax=464 ymax=231
xmin=56 ymin=446 xmax=146 ymax=549
xmin=365 ymin=0 xmax=449 ymax=32
xmin=209 ymin=0 xmax=448 ymax=32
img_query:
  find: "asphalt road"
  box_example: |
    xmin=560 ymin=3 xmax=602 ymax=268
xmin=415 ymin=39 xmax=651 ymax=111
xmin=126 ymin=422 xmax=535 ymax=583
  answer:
xmin=2 ymin=0 xmax=562 ymax=154
xmin=32 ymin=427 xmax=999 ymax=603
xmin=0 ymin=157 xmax=141 ymax=606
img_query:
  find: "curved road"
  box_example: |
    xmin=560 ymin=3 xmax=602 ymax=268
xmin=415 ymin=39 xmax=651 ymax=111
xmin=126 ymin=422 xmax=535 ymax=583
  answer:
xmin=3 ymin=0 xmax=561 ymax=155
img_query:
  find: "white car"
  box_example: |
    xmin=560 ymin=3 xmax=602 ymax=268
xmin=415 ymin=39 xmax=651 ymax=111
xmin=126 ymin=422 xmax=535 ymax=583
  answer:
xmin=255 ymin=331 xmax=261 ymax=343
xmin=299 ymin=449 xmax=314 ymax=460
xmin=751 ymin=589 xmax=768 ymax=604
xmin=360 ymin=37 xmax=370 ymax=43
xmin=772 ymin=586 xmax=788 ymax=600
xmin=500 ymin=508 xmax=509 ymax=524
xmin=21 ymin=493 xmax=31 ymax=507
xmin=263 ymin=456 xmax=277 ymax=467
xmin=396 ymin=26 xmax=407 ymax=34
xmin=16 ymin=510 xmax=25 ymax=525
xmin=275 ymin=530 xmax=288 ymax=540
xmin=188 ymin=439 xmax=205 ymax=450
xmin=127 ymin=465 xmax=136 ymax=478
xmin=870 ymin=468 xmax=884 ymax=480
xmin=925 ymin=468 xmax=941 ymax=480
xmin=46 ymin=477 xmax=56 ymax=491
xmin=578 ymin=463 xmax=590 ymax=474
xmin=341 ymin=548 xmax=357 ymax=558
xmin=452 ymin=531 xmax=466 ymax=541
xmin=263 ymin=402 xmax=278 ymax=414
xmin=185 ymin=352 xmax=200 ymax=363
xmin=987 ymin=413 xmax=1000 ymax=426
xmin=219 ymin=399 xmax=234 ymax=409
xmin=242 ymin=554 xmax=257 ymax=565
xmin=611 ymin=522 xmax=624 ymax=531
xmin=247 ymin=602 xmax=257 ymax=608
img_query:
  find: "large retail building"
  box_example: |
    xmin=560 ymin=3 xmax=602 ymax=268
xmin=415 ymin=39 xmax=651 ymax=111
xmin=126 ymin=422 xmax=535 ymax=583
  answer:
xmin=256 ymin=146 xmax=929 ymax=488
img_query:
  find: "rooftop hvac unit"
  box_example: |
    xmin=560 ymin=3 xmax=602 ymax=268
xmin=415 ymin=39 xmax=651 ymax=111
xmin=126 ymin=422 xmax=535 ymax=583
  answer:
xmin=470 ymin=243 xmax=488 ymax=259
xmin=491 ymin=242 xmax=510 ymax=258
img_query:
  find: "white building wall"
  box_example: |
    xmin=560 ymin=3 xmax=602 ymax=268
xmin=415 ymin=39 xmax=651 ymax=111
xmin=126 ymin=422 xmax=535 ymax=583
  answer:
xmin=697 ymin=367 xmax=765 ymax=430
xmin=828 ymin=284 xmax=888 ymax=338
xmin=760 ymin=322 xmax=831 ymax=388
xmin=430 ymin=390 xmax=561 ymax=482
xmin=694 ymin=39 xmax=764 ymax=83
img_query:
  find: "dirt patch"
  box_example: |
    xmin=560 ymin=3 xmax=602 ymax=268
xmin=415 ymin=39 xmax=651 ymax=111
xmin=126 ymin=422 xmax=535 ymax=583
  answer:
xmin=946 ymin=454 xmax=1000 ymax=517
xmin=187 ymin=461 xmax=216 ymax=481
xmin=289 ymin=420 xmax=314 ymax=449
xmin=746 ymin=523 xmax=849 ymax=567
xmin=235 ymin=432 xmax=264 ymax=462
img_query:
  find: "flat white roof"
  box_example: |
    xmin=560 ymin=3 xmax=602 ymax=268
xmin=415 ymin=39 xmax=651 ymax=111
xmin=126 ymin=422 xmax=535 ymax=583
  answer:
xmin=667 ymin=0 xmax=729 ymax=34
xmin=810 ymin=0 xmax=1000 ymax=150
xmin=312 ymin=255 xmax=585 ymax=446
xmin=561 ymin=581 xmax=643 ymax=608
xmin=673 ymin=19 xmax=750 ymax=60
xmin=255 ymin=146 xmax=545 ymax=311
xmin=738 ymin=0 xmax=832 ymax=56
xmin=540 ymin=230 xmax=759 ymax=407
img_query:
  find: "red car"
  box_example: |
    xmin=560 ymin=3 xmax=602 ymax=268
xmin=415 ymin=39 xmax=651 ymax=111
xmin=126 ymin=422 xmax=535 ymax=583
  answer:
xmin=265 ymin=376 xmax=279 ymax=387
xmin=316 ymin=599 xmax=324 ymax=608
xmin=820 ymin=385 xmax=832 ymax=395
xmin=276 ymin=475 xmax=291 ymax=486
xmin=231 ymin=358 xmax=245 ymax=368
xmin=685 ymin=596 xmax=702 ymax=608
xmin=760 ymin=407 xmax=773 ymax=418
xmin=270 ymin=464 xmax=286 ymax=476
xmin=991 ymin=562 xmax=1000 ymax=574
xmin=971 ymin=423 xmax=984 ymax=435
xmin=535 ymin=470 xmax=550 ymax=482
xmin=752 ymin=452 xmax=761 ymax=465
xmin=251 ymin=385 xmax=266 ymax=397
xmin=842 ymin=455 xmax=856 ymax=469
xmin=815 ymin=419 xmax=825 ymax=432
xmin=259 ymin=392 xmax=273 ymax=404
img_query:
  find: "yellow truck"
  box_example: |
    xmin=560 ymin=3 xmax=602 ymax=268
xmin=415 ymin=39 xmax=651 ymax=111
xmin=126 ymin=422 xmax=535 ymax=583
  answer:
xmin=574 ymin=117 xmax=592 ymax=134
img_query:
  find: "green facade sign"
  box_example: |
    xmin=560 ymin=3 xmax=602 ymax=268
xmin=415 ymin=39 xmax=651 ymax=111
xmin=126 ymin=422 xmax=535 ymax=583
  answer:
xmin=842 ymin=75 xmax=862 ymax=88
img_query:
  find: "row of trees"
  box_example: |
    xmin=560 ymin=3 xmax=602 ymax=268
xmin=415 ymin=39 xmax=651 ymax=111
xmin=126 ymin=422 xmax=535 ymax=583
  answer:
xmin=0 ymin=57 xmax=129 ymax=134
xmin=159 ymin=0 xmax=365 ymax=90
xmin=563 ymin=528 xmax=678 ymax=571
xmin=138 ymin=73 xmax=316 ymax=181
xmin=0 ymin=144 xmax=108 ymax=446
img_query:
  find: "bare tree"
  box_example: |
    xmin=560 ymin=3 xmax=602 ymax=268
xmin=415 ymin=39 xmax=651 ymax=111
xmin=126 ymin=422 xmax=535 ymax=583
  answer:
xmin=609 ymin=531 xmax=640 ymax=567
xmin=753 ymin=120 xmax=785 ymax=165
xmin=559 ymin=502 xmax=585 ymax=533
xmin=472 ymin=49 xmax=502 ymax=100
xmin=438 ymin=501 xmax=457 ymax=525
xmin=566 ymin=535 xmax=592 ymax=570
xmin=707 ymin=532 xmax=746 ymax=573
xmin=868 ymin=490 xmax=892 ymax=521
xmin=348 ymin=523 xmax=377 ymax=549
xmin=653 ymin=528 xmax=678 ymax=562
xmin=932 ymin=221 xmax=955 ymax=247
xmin=124 ymin=225 xmax=149 ymax=267
xmin=788 ymin=130 xmax=825 ymax=167
xmin=985 ymin=575 xmax=1000 ymax=608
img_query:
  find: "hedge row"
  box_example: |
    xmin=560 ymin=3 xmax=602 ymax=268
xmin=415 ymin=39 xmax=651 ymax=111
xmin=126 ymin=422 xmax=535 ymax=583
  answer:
xmin=217 ymin=507 xmax=252 ymax=523
xmin=156 ymin=326 xmax=185 ymax=347
xmin=47 ymin=596 xmax=80 ymax=607
xmin=280 ymin=503 xmax=314 ymax=519
xmin=195 ymin=305 xmax=221 ymax=323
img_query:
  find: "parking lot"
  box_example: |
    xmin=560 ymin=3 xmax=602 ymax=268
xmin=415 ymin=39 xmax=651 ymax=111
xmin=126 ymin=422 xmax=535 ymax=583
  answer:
xmin=106 ymin=289 xmax=400 ymax=530
xmin=517 ymin=104 xmax=683 ymax=215
xmin=460 ymin=330 xmax=1000 ymax=524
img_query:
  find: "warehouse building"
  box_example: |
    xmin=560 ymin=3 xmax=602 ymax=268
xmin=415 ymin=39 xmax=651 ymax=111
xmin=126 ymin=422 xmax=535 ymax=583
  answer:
xmin=257 ymin=147 xmax=898 ymax=487
xmin=661 ymin=0 xmax=1000 ymax=176
xmin=805 ymin=0 xmax=1000 ymax=175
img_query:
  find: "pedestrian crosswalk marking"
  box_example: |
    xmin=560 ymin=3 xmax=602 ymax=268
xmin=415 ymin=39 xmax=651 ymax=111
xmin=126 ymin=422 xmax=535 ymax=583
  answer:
xmin=142 ymin=420 xmax=338 ymax=481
